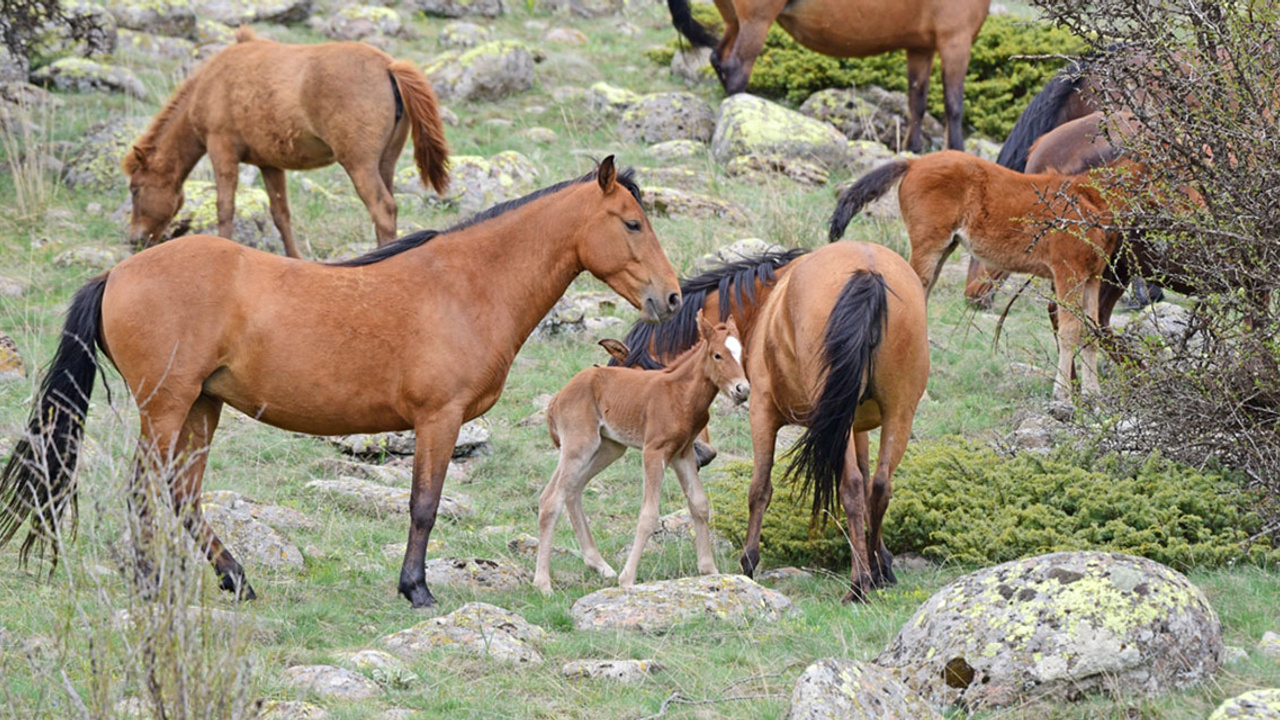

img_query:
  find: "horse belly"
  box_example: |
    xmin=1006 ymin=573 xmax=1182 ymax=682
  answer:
xmin=206 ymin=368 xmax=409 ymax=436
xmin=779 ymin=0 xmax=937 ymax=56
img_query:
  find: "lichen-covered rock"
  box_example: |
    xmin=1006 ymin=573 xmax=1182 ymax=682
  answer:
xmin=799 ymin=87 xmax=944 ymax=152
xmin=1209 ymin=689 xmax=1280 ymax=719
xmin=1260 ymin=631 xmax=1280 ymax=658
xmin=0 ymin=275 xmax=28 ymax=299
xmin=193 ymin=0 xmax=314 ymax=26
xmin=403 ymin=152 xmax=539 ymax=215
xmin=99 ymin=0 xmax=196 ymax=39
xmin=759 ymin=567 xmax=812 ymax=582
xmin=322 ymin=5 xmax=402 ymax=41
xmin=172 ymin=180 xmax=282 ymax=253
xmin=0 ymin=333 xmax=24 ymax=381
xmin=257 ymin=701 xmax=328 ymax=720
xmin=875 ymin=551 xmax=1223 ymax=710
xmin=726 ymin=154 xmax=828 ymax=186
xmin=562 ymin=659 xmax=659 ymax=683
xmin=53 ymin=244 xmax=128 ymax=270
xmin=336 ymin=649 xmax=417 ymax=688
xmin=438 ymin=21 xmax=492 ymax=48
xmin=846 ymin=140 xmax=895 ymax=176
xmin=571 ymin=574 xmax=795 ymax=633
xmin=423 ymin=557 xmax=529 ymax=591
xmin=1 ymin=47 xmax=28 ymax=83
xmin=647 ymin=139 xmax=703 ymax=161
xmin=381 ymin=602 xmax=545 ymax=663
xmin=61 ymin=116 xmax=147 ymax=192
xmin=966 ymin=136 xmax=1002 ymax=162
xmin=671 ymin=47 xmax=714 ymax=85
xmin=642 ymin=186 xmax=748 ymax=224
xmin=787 ymin=658 xmax=942 ymax=720
xmin=33 ymin=2 xmax=118 ymax=62
xmin=30 ymin=57 xmax=146 ymax=99
xmin=283 ymin=665 xmax=382 ymax=700
xmin=418 ymin=0 xmax=504 ymax=19
xmin=569 ymin=0 xmax=621 ymax=17
xmin=1223 ymin=645 xmax=1249 ymax=665
xmin=426 ymin=41 xmax=533 ymax=102
xmin=618 ymin=92 xmax=715 ymax=144
xmin=329 ymin=418 xmax=492 ymax=459
xmin=712 ymin=94 xmax=849 ymax=168
xmin=304 ymin=478 xmax=472 ymax=519
xmin=633 ymin=166 xmax=703 ymax=191
xmin=113 ymin=28 xmax=194 ymax=62
xmin=696 ymin=238 xmax=787 ymax=270
xmin=517 ymin=126 xmax=557 ymax=144
xmin=203 ymin=501 xmax=304 ymax=571
xmin=202 ymin=490 xmax=315 ymax=531
xmin=585 ymin=81 xmax=639 ymax=116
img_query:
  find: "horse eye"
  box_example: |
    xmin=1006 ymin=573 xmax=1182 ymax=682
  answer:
xmin=623 ymin=219 xmax=641 ymax=232
xmin=714 ymin=353 xmax=722 ymax=360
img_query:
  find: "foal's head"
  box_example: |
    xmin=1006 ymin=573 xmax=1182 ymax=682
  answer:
xmin=123 ymin=146 xmax=184 ymax=248
xmin=574 ymin=156 xmax=681 ymax=323
xmin=697 ymin=315 xmax=750 ymax=404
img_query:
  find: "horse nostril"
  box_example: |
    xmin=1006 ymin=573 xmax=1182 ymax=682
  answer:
xmin=666 ymin=292 xmax=681 ymax=312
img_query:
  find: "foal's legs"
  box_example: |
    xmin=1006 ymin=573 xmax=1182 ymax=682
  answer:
xmin=341 ymin=159 xmax=398 ymax=246
xmin=206 ymin=137 xmax=241 ymax=242
xmin=1050 ymin=268 xmax=1091 ymax=401
xmin=534 ymin=437 xmax=623 ymax=594
xmin=260 ymin=166 xmax=301 ymax=259
xmin=904 ymin=49 xmax=935 ymax=153
xmin=399 ymin=409 xmax=463 ymax=608
xmin=739 ymin=400 xmax=784 ymax=577
xmin=618 ymin=445 xmax=672 ymax=586
xmin=670 ymin=447 xmax=718 ymax=576
xmin=562 ymin=440 xmax=626 ymax=580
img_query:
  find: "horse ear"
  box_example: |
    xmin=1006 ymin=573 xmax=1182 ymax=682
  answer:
xmin=725 ymin=316 xmax=739 ymax=337
xmin=598 ymin=338 xmax=630 ymax=363
xmin=697 ymin=313 xmax=715 ymax=341
xmin=597 ymin=155 xmax=617 ymax=193
xmin=122 ymin=146 xmax=146 ymax=174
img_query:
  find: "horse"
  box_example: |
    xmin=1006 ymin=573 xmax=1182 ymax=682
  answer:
xmin=666 ymin=0 xmax=990 ymax=152
xmin=0 ymin=158 xmax=682 ymax=609
xmin=123 ymin=27 xmax=450 ymax=258
xmin=831 ymin=150 xmax=1126 ymax=401
xmin=617 ymin=243 xmax=931 ymax=602
xmin=532 ymin=317 xmax=750 ymax=594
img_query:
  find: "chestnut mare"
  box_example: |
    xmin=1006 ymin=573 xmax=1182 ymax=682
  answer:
xmin=124 ymin=27 xmax=449 ymax=258
xmin=533 ymin=317 xmax=750 ymax=594
xmin=0 ymin=159 xmax=681 ymax=608
xmin=617 ymin=243 xmax=930 ymax=601
xmin=667 ymin=0 xmax=990 ymax=152
xmin=831 ymin=150 xmax=1126 ymax=401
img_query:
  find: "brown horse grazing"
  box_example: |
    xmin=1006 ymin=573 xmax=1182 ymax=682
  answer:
xmin=617 ymin=243 xmax=930 ymax=602
xmin=532 ymin=317 xmax=750 ymax=594
xmin=667 ymin=0 xmax=990 ymax=152
xmin=831 ymin=150 xmax=1126 ymax=401
xmin=0 ymin=159 xmax=681 ymax=608
xmin=123 ymin=27 xmax=449 ymax=258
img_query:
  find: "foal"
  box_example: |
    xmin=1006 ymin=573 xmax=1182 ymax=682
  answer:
xmin=533 ymin=317 xmax=750 ymax=594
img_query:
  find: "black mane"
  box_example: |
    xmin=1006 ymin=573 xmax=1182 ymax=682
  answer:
xmin=612 ymin=247 xmax=808 ymax=369
xmin=331 ymin=166 xmax=642 ymax=268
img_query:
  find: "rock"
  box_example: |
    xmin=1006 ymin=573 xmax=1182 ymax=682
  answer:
xmin=966 ymin=136 xmax=1002 ymax=162
xmin=195 ymin=18 xmax=235 ymax=44
xmin=0 ymin=333 xmax=25 ymax=380
xmin=257 ymin=701 xmax=328 ymax=719
xmin=544 ymin=27 xmax=587 ymax=45
xmin=618 ymin=92 xmax=715 ymax=144
xmin=113 ymin=28 xmax=194 ymax=62
xmin=30 ymin=58 xmax=146 ymax=99
xmin=534 ymin=296 xmax=585 ymax=336
xmin=759 ymin=567 xmax=812 ymax=582
xmin=571 ymin=574 xmax=795 ymax=633
xmin=846 ymin=140 xmax=895 ymax=176
xmin=585 ymin=81 xmax=639 ymax=116
xmin=788 ymin=658 xmax=942 ymax=720
xmin=171 ymin=179 xmax=281 ymax=253
xmin=517 ymin=126 xmax=556 ymax=144
xmin=875 ymin=551 xmax=1223 ymax=710
xmin=426 ymin=41 xmax=533 ymax=102
xmin=726 ymin=154 xmax=828 ymax=186
xmin=562 ymin=659 xmax=659 ymax=683
xmin=203 ymin=502 xmax=304 ymax=571
xmin=695 ymin=238 xmax=786 ymax=270
xmin=193 ymin=0 xmax=314 ymax=26
xmin=799 ymin=87 xmax=944 ymax=152
xmin=423 ymin=557 xmax=529 ymax=591
xmin=33 ymin=2 xmax=118 ymax=62
xmin=1 ymin=46 xmax=28 ymax=84
xmin=53 ymin=244 xmax=127 ymax=270
xmin=99 ymin=0 xmax=196 ymax=40
xmin=61 ymin=117 xmax=147 ymax=192
xmin=305 ymin=478 xmax=472 ymax=519
xmin=1223 ymin=645 xmax=1249 ymax=664
xmin=570 ymin=0 xmax=622 ymax=17
xmin=438 ymin=21 xmax=492 ymax=48
xmin=337 ymin=649 xmax=417 ymax=688
xmin=409 ymin=152 xmax=540 ymax=214
xmin=419 ymin=0 xmax=503 ymax=19
xmin=1260 ymin=631 xmax=1280 ymax=658
xmin=1209 ymin=689 xmax=1280 ymax=719
xmin=671 ymin=47 xmax=714 ymax=85
xmin=647 ymin=139 xmax=703 ymax=161
xmin=310 ymin=458 xmax=410 ymax=484
xmin=0 ymin=275 xmax=28 ymax=298
xmin=633 ymin=166 xmax=704 ymax=191
xmin=642 ymin=186 xmax=749 ymax=224
xmin=381 ymin=602 xmax=545 ymax=663
xmin=1116 ymin=302 xmax=1207 ymax=357
xmin=322 ymin=5 xmax=402 ymax=41
xmin=712 ymin=94 xmax=850 ymax=168
xmin=283 ymin=665 xmax=382 ymax=700
xmin=1008 ymin=412 xmax=1062 ymax=452
xmin=114 ymin=605 xmax=279 ymax=641
xmin=328 ymin=418 xmax=490 ymax=459
xmin=203 ymin=490 xmax=314 ymax=531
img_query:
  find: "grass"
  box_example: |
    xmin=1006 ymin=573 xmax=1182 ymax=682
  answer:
xmin=0 ymin=2 xmax=1277 ymax=718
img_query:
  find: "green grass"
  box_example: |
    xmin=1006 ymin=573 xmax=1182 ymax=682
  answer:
xmin=1 ymin=2 xmax=1277 ymax=718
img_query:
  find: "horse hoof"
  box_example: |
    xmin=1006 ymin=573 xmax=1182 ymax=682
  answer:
xmin=739 ymin=551 xmax=759 ymax=578
xmin=693 ymin=440 xmax=717 ymax=468
xmin=400 ymin=581 xmax=437 ymax=608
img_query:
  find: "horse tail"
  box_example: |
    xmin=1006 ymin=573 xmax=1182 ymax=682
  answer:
xmin=785 ymin=271 xmax=888 ymax=523
xmin=388 ymin=60 xmax=451 ymax=196
xmin=829 ymin=160 xmax=911 ymax=241
xmin=996 ymin=58 xmax=1094 ymax=172
xmin=234 ymin=25 xmax=259 ymax=43
xmin=667 ymin=0 xmax=720 ymax=48
xmin=0 ymin=274 xmax=108 ymax=568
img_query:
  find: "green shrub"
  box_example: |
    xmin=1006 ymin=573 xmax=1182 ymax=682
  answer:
xmin=666 ymin=11 xmax=1087 ymax=139
xmin=706 ymin=439 xmax=1280 ymax=572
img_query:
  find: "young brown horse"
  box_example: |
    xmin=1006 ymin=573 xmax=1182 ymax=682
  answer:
xmin=617 ymin=243 xmax=930 ymax=601
xmin=0 ymin=159 xmax=681 ymax=608
xmin=123 ymin=27 xmax=449 ymax=258
xmin=667 ymin=0 xmax=989 ymax=152
xmin=831 ymin=150 xmax=1127 ymax=401
xmin=533 ymin=317 xmax=750 ymax=594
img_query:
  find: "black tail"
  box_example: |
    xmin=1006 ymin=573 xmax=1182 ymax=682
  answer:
xmin=829 ymin=160 xmax=911 ymax=241
xmin=784 ymin=271 xmax=889 ymax=522
xmin=0 ymin=275 xmax=107 ymax=568
xmin=667 ymin=0 xmax=720 ymax=48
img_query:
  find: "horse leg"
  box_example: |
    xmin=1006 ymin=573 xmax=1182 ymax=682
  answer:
xmin=854 ymin=430 xmax=893 ymax=586
xmin=869 ymin=410 xmax=912 ymax=591
xmin=904 ymin=49 xmax=935 ymax=153
xmin=562 ymin=439 xmax=626 ymax=582
xmin=837 ymin=437 xmax=872 ymax=603
xmin=740 ymin=401 xmax=783 ymax=577
xmin=342 ymin=160 xmax=398 ymax=247
xmin=671 ymin=446 xmax=717 ymax=576
xmin=398 ymin=411 xmax=463 ymax=608
xmin=260 ymin=166 xmax=301 ymax=259
xmin=710 ymin=0 xmax=739 ymax=86
xmin=206 ymin=138 xmax=241 ymax=241
xmin=938 ymin=38 xmax=973 ymax=151
xmin=1051 ymin=269 xmax=1087 ymax=402
xmin=534 ymin=457 xmax=571 ymax=595
xmin=907 ymin=229 xmax=959 ymax=299
xmin=1078 ymin=276 xmax=1102 ymax=395
xmin=719 ymin=0 xmax=784 ymax=95
xmin=692 ymin=424 xmax=716 ymax=468
xmin=618 ymin=446 xmax=669 ymax=587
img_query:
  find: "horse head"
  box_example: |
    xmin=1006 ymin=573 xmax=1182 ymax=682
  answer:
xmin=698 ymin=315 xmax=750 ymax=404
xmin=123 ymin=145 xmax=184 ymax=248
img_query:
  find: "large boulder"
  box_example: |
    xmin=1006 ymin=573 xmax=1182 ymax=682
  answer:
xmin=32 ymin=1 xmax=118 ymax=62
xmin=570 ymin=575 xmax=795 ymax=633
xmin=618 ymin=92 xmax=715 ymax=144
xmin=642 ymin=186 xmax=748 ymax=224
xmin=417 ymin=0 xmax=504 ymax=19
xmin=875 ymin=551 xmax=1223 ymax=710
xmin=282 ymin=665 xmax=382 ymax=701
xmin=98 ymin=0 xmax=197 ymax=39
xmin=426 ymin=41 xmax=534 ymax=102
xmin=711 ymin=94 xmax=849 ymax=168
xmin=62 ymin=116 xmax=148 ymax=192
xmin=799 ymin=87 xmax=944 ymax=152
xmin=321 ymin=5 xmax=403 ymax=42
xmin=1209 ymin=689 xmax=1280 ymax=720
xmin=787 ymin=659 xmax=943 ymax=720
xmin=113 ymin=28 xmax=195 ymax=63
xmin=30 ymin=58 xmax=146 ymax=99
xmin=401 ymin=152 xmax=540 ymax=215
xmin=439 ymin=21 xmax=493 ymax=48
xmin=381 ymin=602 xmax=545 ymax=663
xmin=192 ymin=0 xmax=314 ymax=26
xmin=171 ymin=180 xmax=281 ymax=253
xmin=422 ymin=557 xmax=529 ymax=592
xmin=203 ymin=501 xmax=304 ymax=571
xmin=304 ymin=478 xmax=472 ymax=520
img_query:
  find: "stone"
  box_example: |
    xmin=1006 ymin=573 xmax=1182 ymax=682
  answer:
xmin=0 ymin=275 xmax=28 ymax=298
xmin=33 ymin=2 xmax=118 ymax=62
xmin=799 ymin=87 xmax=944 ymax=152
xmin=618 ymin=92 xmax=716 ymax=144
xmin=671 ymin=47 xmax=714 ymax=85
xmin=697 ymin=238 xmax=787 ymax=270
xmin=1223 ymin=645 xmax=1249 ymax=664
xmin=726 ymin=154 xmax=828 ymax=186
xmin=647 ymin=139 xmax=703 ymax=161
xmin=562 ymin=659 xmax=659 ymax=683
xmin=633 ymin=166 xmax=703 ymax=191
xmin=53 ymin=244 xmax=127 ymax=270
xmin=305 ymin=478 xmax=472 ymax=520
xmin=1 ymin=46 xmax=28 ymax=84
xmin=1260 ymin=631 xmax=1280 ymax=658
xmin=195 ymin=18 xmax=235 ymax=45
xmin=337 ymin=649 xmax=417 ymax=688
xmin=99 ymin=0 xmax=196 ymax=40
xmin=846 ymin=140 xmax=895 ymax=176
xmin=585 ymin=81 xmax=640 ymax=116
xmin=875 ymin=551 xmax=1223 ymax=710
xmin=518 ymin=126 xmax=557 ymax=144
xmin=113 ymin=28 xmax=194 ymax=62
xmin=419 ymin=0 xmax=503 ymax=18
xmin=203 ymin=502 xmax=304 ymax=571
xmin=283 ymin=665 xmax=382 ymax=700
xmin=423 ymin=557 xmax=529 ymax=591
xmin=570 ymin=0 xmax=622 ymax=17
xmin=966 ymin=136 xmax=1002 ymax=162
xmin=329 ymin=418 xmax=491 ymax=459
xmin=788 ymin=658 xmax=943 ymax=720
xmin=202 ymin=490 xmax=315 ymax=531
xmin=30 ymin=58 xmax=146 ymax=99
xmin=170 ymin=179 xmax=281 ymax=253
xmin=1116 ymin=302 xmax=1207 ymax=357
xmin=257 ymin=701 xmax=328 ymax=719
xmin=410 ymin=152 xmax=540 ymax=215
xmin=311 ymin=458 xmax=410 ymax=484
xmin=114 ymin=606 xmax=279 ymax=642
xmin=426 ymin=41 xmax=533 ymax=102
xmin=1209 ymin=689 xmax=1280 ymax=719
xmin=381 ymin=602 xmax=545 ymax=663
xmin=438 ymin=21 xmax=492 ymax=48
xmin=759 ymin=567 xmax=812 ymax=582
xmin=571 ymin=574 xmax=795 ymax=633
xmin=544 ymin=27 xmax=587 ymax=45
xmin=712 ymin=94 xmax=850 ymax=168
xmin=642 ymin=186 xmax=749 ymax=224
xmin=1008 ymin=412 xmax=1062 ymax=452
xmin=192 ymin=0 xmax=314 ymax=26
xmin=322 ymin=5 xmax=402 ymax=41
xmin=0 ymin=333 xmax=25 ymax=380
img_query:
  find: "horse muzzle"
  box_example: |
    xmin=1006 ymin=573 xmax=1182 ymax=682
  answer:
xmin=642 ymin=289 xmax=682 ymax=323
xmin=728 ymin=381 xmax=751 ymax=405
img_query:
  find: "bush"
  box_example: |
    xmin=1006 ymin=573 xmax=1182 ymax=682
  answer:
xmin=666 ymin=9 xmax=1086 ymax=139
xmin=707 ymin=438 xmax=1280 ymax=572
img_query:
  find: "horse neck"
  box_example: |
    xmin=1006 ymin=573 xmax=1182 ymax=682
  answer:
xmin=148 ymin=92 xmax=205 ymax=185
xmin=662 ymin=343 xmax=719 ymax=409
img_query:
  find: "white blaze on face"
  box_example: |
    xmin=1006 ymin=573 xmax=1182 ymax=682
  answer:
xmin=725 ymin=336 xmax=743 ymax=364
